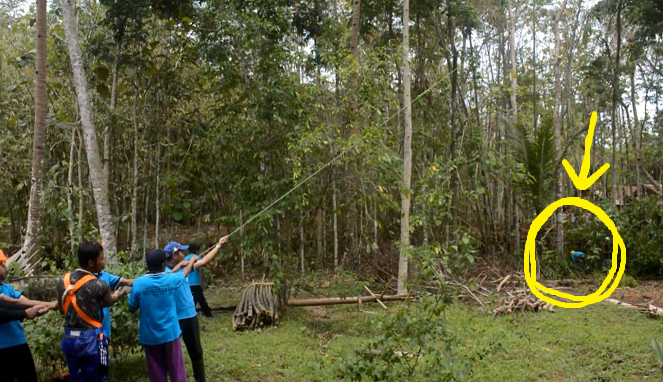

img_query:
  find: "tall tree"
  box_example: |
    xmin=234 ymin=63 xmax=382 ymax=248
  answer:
xmin=14 ymin=0 xmax=48 ymax=270
xmin=553 ymin=0 xmax=568 ymax=258
xmin=62 ymin=0 xmax=118 ymax=259
xmin=346 ymin=0 xmax=362 ymax=263
xmin=611 ymin=0 xmax=623 ymax=204
xmin=398 ymin=0 xmax=412 ymax=296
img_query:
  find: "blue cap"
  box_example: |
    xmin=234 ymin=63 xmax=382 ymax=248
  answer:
xmin=164 ymin=242 xmax=189 ymax=257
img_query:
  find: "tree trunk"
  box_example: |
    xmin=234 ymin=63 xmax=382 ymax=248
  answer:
xmin=131 ymin=92 xmax=139 ymax=253
xmin=346 ymin=0 xmax=361 ymax=260
xmin=14 ymin=0 xmax=48 ymax=269
xmin=300 ymin=207 xmax=305 ymax=274
xmin=155 ymin=144 xmax=160 ymax=249
xmin=509 ymin=3 xmax=521 ymax=253
xmin=67 ymin=125 xmax=76 ymax=256
xmin=316 ymin=206 xmax=323 ymax=266
xmin=103 ymin=40 xmax=121 ymax=187
xmin=240 ymin=210 xmax=244 ymax=279
xmin=77 ymin=128 xmax=84 ymax=236
xmin=398 ymin=0 xmax=412 ymax=296
xmin=611 ymin=0 xmax=623 ymax=204
xmin=553 ymin=0 xmax=568 ymax=261
xmin=333 ymin=179 xmax=339 ymax=268
xmin=62 ymin=0 xmax=117 ymax=259
xmin=533 ymin=2 xmax=537 ymax=130
xmin=630 ymin=68 xmax=641 ymax=191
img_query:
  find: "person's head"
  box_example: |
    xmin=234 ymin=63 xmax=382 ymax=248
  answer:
xmin=146 ymin=249 xmax=167 ymax=273
xmin=78 ymin=241 xmax=106 ymax=273
xmin=164 ymin=242 xmax=188 ymax=266
xmin=0 ymin=249 xmax=7 ymax=281
xmin=188 ymin=243 xmax=200 ymax=254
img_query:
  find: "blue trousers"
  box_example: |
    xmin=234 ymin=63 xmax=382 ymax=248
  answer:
xmin=61 ymin=328 xmax=109 ymax=382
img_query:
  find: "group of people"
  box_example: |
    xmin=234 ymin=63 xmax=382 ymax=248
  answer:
xmin=0 ymin=234 xmax=229 ymax=382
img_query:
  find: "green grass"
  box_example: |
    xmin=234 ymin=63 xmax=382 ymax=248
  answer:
xmin=112 ymin=288 xmax=663 ymax=381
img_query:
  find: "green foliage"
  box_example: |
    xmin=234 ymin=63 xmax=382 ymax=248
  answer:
xmin=619 ymin=274 xmax=638 ymax=288
xmin=652 ymin=337 xmax=663 ymax=381
xmin=565 ymin=196 xmax=663 ymax=277
xmin=332 ymin=292 xmax=471 ymax=381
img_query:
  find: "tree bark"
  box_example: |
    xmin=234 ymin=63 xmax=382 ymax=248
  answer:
xmin=611 ymin=0 xmax=623 ymax=205
xmin=398 ymin=0 xmax=412 ymax=296
xmin=14 ymin=0 xmax=48 ymax=269
xmin=131 ymin=91 xmax=139 ymax=253
xmin=67 ymin=125 xmax=76 ymax=256
xmin=316 ymin=206 xmax=323 ymax=266
xmin=509 ymin=2 xmax=521 ymax=253
xmin=300 ymin=207 xmax=305 ymax=274
xmin=155 ymin=144 xmax=161 ymax=249
xmin=630 ymin=68 xmax=641 ymax=191
xmin=346 ymin=0 xmax=361 ymax=261
xmin=62 ymin=0 xmax=117 ymax=259
xmin=333 ymin=179 xmax=339 ymax=268
xmin=553 ymin=0 xmax=568 ymax=261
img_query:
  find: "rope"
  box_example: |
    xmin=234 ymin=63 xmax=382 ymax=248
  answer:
xmin=199 ymin=68 xmax=458 ymax=256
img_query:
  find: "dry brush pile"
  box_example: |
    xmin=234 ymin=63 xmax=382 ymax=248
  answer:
xmin=233 ymin=282 xmax=280 ymax=331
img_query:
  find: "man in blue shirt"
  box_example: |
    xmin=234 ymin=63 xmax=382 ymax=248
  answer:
xmin=56 ymin=241 xmax=131 ymax=382
xmin=165 ymin=236 xmax=228 ymax=382
xmin=129 ymin=249 xmax=196 ymax=382
xmin=0 ymin=249 xmax=57 ymax=382
xmin=184 ymin=244 xmax=212 ymax=318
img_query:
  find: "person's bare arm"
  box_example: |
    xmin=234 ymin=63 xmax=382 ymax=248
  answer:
xmin=194 ymin=236 xmax=229 ymax=270
xmin=101 ymin=286 xmax=131 ymax=308
xmin=17 ymin=296 xmax=57 ymax=310
xmin=119 ymin=278 xmax=134 ymax=287
xmin=170 ymin=261 xmax=189 ymax=273
xmin=0 ymin=295 xmax=21 ymax=304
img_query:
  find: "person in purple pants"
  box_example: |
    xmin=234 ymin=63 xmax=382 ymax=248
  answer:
xmin=128 ymin=249 xmax=197 ymax=382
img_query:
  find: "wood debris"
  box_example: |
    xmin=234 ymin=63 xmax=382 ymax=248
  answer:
xmin=233 ymin=282 xmax=279 ymax=331
xmin=492 ymin=288 xmax=554 ymax=316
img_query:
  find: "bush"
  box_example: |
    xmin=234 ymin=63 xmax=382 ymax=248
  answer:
xmin=332 ymin=287 xmax=471 ymax=381
xmin=564 ymin=196 xmax=663 ymax=277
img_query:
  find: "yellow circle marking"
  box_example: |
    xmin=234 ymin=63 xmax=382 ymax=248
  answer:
xmin=524 ymin=197 xmax=626 ymax=308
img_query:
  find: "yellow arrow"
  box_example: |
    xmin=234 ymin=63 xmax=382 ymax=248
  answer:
xmin=562 ymin=111 xmax=610 ymax=191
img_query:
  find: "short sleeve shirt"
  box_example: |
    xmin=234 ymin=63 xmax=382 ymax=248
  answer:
xmin=57 ymin=270 xmax=109 ymax=330
xmin=128 ymin=273 xmax=183 ymax=346
xmin=183 ymin=255 xmax=202 ymax=285
xmin=0 ymin=283 xmax=27 ymax=349
xmin=95 ymin=271 xmax=122 ymax=338
xmin=165 ymin=266 xmax=197 ymax=320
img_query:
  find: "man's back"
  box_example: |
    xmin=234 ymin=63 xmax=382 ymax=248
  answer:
xmin=57 ymin=270 xmax=108 ymax=330
xmin=184 ymin=254 xmax=202 ymax=285
xmin=129 ymin=273 xmax=183 ymax=346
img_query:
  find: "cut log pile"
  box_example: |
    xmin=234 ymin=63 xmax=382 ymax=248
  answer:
xmin=493 ymin=288 xmax=555 ymax=316
xmin=233 ymin=282 xmax=280 ymax=331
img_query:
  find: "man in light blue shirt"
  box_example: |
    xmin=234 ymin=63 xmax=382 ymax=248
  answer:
xmin=165 ymin=236 xmax=228 ymax=382
xmin=184 ymin=244 xmax=212 ymax=318
xmin=129 ymin=249 xmax=196 ymax=382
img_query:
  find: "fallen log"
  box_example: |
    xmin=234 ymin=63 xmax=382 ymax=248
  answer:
xmin=286 ymin=294 xmax=411 ymax=307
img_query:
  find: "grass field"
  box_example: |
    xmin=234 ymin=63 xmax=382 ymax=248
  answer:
xmin=108 ymin=284 xmax=663 ymax=382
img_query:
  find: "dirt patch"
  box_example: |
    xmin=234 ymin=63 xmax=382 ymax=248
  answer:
xmin=306 ymin=306 xmax=332 ymax=321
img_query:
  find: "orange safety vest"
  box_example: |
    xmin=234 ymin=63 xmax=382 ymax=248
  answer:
xmin=62 ymin=272 xmax=103 ymax=329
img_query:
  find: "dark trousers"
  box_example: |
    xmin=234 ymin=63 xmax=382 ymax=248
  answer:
xmin=0 ymin=343 xmax=38 ymax=382
xmin=190 ymin=285 xmax=212 ymax=317
xmin=179 ymin=316 xmax=205 ymax=382
xmin=61 ymin=329 xmax=109 ymax=382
